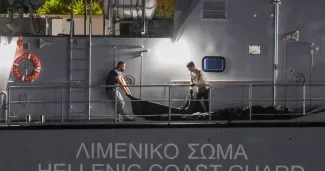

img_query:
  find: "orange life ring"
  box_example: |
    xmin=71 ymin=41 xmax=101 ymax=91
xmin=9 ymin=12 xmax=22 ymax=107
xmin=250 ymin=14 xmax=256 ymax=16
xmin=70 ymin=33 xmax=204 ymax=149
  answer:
xmin=12 ymin=52 xmax=41 ymax=82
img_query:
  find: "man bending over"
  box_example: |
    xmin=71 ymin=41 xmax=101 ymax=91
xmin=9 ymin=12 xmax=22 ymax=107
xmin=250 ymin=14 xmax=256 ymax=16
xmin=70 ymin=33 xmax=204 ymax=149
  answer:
xmin=105 ymin=61 xmax=133 ymax=122
xmin=186 ymin=61 xmax=210 ymax=113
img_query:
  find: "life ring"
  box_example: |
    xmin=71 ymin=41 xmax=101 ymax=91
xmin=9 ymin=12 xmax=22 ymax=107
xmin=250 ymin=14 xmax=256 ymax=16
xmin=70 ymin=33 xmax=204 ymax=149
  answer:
xmin=12 ymin=52 xmax=41 ymax=82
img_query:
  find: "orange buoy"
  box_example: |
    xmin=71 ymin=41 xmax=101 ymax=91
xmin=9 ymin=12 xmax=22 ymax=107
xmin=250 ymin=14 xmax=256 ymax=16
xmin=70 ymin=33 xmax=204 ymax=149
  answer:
xmin=12 ymin=52 xmax=41 ymax=82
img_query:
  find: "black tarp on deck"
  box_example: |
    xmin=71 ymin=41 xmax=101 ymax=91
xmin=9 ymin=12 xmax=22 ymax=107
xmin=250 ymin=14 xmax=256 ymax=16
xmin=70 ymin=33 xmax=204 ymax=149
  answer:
xmin=126 ymin=93 xmax=194 ymax=120
xmin=126 ymin=94 xmax=323 ymax=121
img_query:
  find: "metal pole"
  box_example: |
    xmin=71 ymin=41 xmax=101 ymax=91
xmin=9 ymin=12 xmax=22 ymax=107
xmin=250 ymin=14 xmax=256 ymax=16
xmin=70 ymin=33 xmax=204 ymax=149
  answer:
xmin=28 ymin=6 xmax=35 ymax=34
xmin=10 ymin=84 xmax=207 ymax=89
xmin=26 ymin=114 xmax=31 ymax=122
xmin=310 ymin=49 xmax=314 ymax=105
xmin=7 ymin=87 xmax=11 ymax=123
xmin=140 ymin=54 xmax=143 ymax=98
xmin=284 ymin=46 xmax=287 ymax=106
xmin=9 ymin=99 xmax=224 ymax=103
xmin=61 ymin=87 xmax=64 ymax=123
xmin=40 ymin=114 xmax=45 ymax=123
xmin=45 ymin=17 xmax=49 ymax=35
xmin=69 ymin=0 xmax=74 ymax=120
xmin=114 ymin=91 xmax=117 ymax=123
xmin=249 ymin=85 xmax=253 ymax=120
xmin=0 ymin=91 xmax=8 ymax=123
xmin=303 ymin=85 xmax=306 ymax=115
xmin=103 ymin=16 xmax=106 ymax=35
xmin=273 ymin=0 xmax=281 ymax=106
xmin=108 ymin=0 xmax=114 ymax=35
xmin=209 ymin=86 xmax=212 ymax=121
xmin=70 ymin=0 xmax=74 ymax=36
xmin=114 ymin=47 xmax=118 ymax=67
xmin=84 ymin=0 xmax=87 ymax=35
xmin=88 ymin=0 xmax=93 ymax=120
xmin=168 ymin=85 xmax=171 ymax=122
xmin=142 ymin=0 xmax=147 ymax=35
xmin=7 ymin=88 xmax=10 ymax=123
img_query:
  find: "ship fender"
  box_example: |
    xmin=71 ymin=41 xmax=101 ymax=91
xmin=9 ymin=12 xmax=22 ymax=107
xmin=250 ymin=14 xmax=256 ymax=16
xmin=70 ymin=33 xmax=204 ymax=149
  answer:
xmin=12 ymin=52 xmax=41 ymax=82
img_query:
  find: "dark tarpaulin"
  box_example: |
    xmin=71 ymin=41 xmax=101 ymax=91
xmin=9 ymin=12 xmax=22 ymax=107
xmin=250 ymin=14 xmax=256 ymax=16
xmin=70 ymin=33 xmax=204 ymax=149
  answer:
xmin=126 ymin=94 xmax=323 ymax=121
xmin=126 ymin=93 xmax=195 ymax=120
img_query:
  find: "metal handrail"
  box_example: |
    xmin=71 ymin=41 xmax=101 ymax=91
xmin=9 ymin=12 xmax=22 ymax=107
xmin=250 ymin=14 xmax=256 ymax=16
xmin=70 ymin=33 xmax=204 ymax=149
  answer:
xmin=5 ymin=83 xmax=325 ymax=124
xmin=8 ymin=82 xmax=325 ymax=88
xmin=8 ymin=84 xmax=204 ymax=88
xmin=6 ymin=84 xmax=212 ymax=124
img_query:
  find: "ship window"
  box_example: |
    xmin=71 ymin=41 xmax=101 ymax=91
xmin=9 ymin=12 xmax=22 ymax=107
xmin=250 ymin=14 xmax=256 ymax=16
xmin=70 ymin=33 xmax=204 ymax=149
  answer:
xmin=202 ymin=56 xmax=225 ymax=72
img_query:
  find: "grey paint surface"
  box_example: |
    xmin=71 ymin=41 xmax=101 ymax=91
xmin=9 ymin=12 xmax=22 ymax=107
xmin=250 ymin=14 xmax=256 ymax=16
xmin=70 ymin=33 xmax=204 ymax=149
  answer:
xmin=0 ymin=128 xmax=322 ymax=171
xmin=5 ymin=0 xmax=325 ymax=121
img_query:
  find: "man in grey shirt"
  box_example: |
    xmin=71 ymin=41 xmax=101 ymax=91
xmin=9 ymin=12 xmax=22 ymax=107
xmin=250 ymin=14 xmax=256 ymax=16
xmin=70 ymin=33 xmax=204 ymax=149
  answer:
xmin=186 ymin=61 xmax=210 ymax=113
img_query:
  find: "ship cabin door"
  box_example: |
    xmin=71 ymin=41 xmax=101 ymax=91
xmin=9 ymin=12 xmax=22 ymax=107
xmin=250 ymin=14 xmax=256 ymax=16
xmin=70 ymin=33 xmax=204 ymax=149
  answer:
xmin=285 ymin=44 xmax=312 ymax=111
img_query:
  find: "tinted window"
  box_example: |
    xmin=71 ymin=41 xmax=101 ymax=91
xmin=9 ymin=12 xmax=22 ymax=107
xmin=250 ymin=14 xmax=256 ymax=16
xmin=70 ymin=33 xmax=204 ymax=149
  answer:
xmin=202 ymin=56 xmax=225 ymax=72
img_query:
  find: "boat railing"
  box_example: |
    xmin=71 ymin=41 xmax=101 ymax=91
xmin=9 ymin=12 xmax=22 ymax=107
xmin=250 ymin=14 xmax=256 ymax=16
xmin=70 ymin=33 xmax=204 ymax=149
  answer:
xmin=3 ymin=83 xmax=324 ymax=124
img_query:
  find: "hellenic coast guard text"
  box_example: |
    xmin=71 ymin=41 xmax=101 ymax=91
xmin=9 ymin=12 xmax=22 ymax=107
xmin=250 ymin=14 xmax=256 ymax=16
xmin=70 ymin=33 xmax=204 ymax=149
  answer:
xmin=38 ymin=143 xmax=305 ymax=171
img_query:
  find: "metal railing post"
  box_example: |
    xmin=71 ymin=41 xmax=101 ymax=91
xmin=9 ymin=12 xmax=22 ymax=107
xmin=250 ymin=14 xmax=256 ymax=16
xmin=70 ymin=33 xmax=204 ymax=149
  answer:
xmin=7 ymin=88 xmax=10 ymax=123
xmin=114 ymin=89 xmax=117 ymax=123
xmin=249 ymin=84 xmax=253 ymax=120
xmin=168 ymin=85 xmax=171 ymax=122
xmin=88 ymin=0 xmax=93 ymax=121
xmin=0 ymin=91 xmax=8 ymax=123
xmin=273 ymin=0 xmax=281 ymax=106
xmin=209 ymin=85 xmax=212 ymax=121
xmin=303 ymin=85 xmax=306 ymax=115
xmin=140 ymin=54 xmax=143 ymax=99
xmin=61 ymin=87 xmax=64 ymax=123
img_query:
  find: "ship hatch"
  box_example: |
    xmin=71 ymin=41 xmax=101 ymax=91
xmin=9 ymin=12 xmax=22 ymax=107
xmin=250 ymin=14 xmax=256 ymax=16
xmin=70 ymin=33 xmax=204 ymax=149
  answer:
xmin=285 ymin=45 xmax=312 ymax=109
